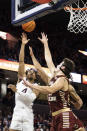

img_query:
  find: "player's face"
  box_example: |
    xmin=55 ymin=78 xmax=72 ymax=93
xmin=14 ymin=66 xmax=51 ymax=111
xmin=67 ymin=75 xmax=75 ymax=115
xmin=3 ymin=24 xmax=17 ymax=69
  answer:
xmin=26 ymin=70 xmax=36 ymax=80
xmin=56 ymin=61 xmax=64 ymax=72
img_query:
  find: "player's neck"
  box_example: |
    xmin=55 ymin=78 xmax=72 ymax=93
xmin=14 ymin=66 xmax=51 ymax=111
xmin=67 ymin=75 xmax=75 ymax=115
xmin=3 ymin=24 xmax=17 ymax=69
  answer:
xmin=56 ymin=70 xmax=65 ymax=76
xmin=27 ymin=78 xmax=35 ymax=84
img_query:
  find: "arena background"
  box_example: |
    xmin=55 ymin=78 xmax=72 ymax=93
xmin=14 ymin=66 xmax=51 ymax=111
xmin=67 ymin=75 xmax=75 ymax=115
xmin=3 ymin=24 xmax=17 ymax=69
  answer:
xmin=0 ymin=0 xmax=87 ymax=130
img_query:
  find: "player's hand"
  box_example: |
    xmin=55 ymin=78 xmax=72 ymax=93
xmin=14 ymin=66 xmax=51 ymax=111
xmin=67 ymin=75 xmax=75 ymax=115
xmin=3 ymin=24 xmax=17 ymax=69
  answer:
xmin=71 ymin=101 xmax=81 ymax=110
xmin=29 ymin=46 xmax=34 ymax=56
xmin=22 ymin=78 xmax=32 ymax=88
xmin=38 ymin=32 xmax=48 ymax=45
xmin=23 ymin=79 xmax=30 ymax=87
xmin=8 ymin=84 xmax=17 ymax=92
xmin=21 ymin=32 xmax=30 ymax=45
xmin=20 ymin=76 xmax=32 ymax=88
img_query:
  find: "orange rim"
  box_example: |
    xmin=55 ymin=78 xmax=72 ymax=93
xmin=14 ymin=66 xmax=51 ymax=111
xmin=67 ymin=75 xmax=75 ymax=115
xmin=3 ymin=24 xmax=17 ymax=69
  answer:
xmin=64 ymin=6 xmax=87 ymax=10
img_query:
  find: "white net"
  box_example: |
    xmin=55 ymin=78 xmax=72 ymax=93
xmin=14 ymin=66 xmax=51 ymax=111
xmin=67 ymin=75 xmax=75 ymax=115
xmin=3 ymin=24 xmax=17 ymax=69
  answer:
xmin=64 ymin=0 xmax=87 ymax=33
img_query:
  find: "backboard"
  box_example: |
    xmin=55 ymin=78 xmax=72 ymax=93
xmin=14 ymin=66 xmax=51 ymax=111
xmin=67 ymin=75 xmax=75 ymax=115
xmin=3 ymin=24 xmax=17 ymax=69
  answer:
xmin=11 ymin=0 xmax=53 ymax=26
xmin=11 ymin=0 xmax=79 ymax=26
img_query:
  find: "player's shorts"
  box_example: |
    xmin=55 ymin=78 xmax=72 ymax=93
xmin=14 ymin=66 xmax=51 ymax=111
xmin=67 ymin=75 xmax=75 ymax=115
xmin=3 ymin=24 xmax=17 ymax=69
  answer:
xmin=10 ymin=108 xmax=34 ymax=131
xmin=50 ymin=110 xmax=84 ymax=131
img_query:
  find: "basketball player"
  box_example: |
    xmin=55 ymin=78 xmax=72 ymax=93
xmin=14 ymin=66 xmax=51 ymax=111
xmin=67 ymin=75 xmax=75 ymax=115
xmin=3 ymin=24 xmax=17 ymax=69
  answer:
xmin=22 ymin=33 xmax=85 ymax=131
xmin=8 ymin=32 xmax=40 ymax=131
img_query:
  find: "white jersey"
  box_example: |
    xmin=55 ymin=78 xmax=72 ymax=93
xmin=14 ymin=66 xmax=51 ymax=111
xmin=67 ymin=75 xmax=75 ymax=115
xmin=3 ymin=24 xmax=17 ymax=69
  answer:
xmin=10 ymin=79 xmax=37 ymax=131
xmin=14 ymin=79 xmax=37 ymax=111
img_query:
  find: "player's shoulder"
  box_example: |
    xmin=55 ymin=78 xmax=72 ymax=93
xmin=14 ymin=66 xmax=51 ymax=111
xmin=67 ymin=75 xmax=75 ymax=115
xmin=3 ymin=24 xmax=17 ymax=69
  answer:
xmin=68 ymin=84 xmax=75 ymax=91
xmin=17 ymin=77 xmax=26 ymax=84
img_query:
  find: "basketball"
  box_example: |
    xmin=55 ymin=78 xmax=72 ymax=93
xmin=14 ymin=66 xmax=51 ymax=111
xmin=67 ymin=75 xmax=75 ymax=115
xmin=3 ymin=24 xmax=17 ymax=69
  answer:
xmin=32 ymin=0 xmax=51 ymax=4
xmin=22 ymin=20 xmax=36 ymax=32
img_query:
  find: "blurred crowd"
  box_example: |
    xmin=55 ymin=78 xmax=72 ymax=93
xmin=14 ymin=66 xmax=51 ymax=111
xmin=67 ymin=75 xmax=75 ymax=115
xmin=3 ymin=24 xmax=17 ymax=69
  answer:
xmin=0 ymin=108 xmax=51 ymax=131
xmin=0 ymin=29 xmax=87 ymax=74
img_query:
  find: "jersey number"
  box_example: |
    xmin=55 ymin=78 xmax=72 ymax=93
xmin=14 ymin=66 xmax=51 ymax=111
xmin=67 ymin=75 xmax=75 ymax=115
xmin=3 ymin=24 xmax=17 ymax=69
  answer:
xmin=22 ymin=88 xmax=27 ymax=93
xmin=48 ymin=96 xmax=56 ymax=101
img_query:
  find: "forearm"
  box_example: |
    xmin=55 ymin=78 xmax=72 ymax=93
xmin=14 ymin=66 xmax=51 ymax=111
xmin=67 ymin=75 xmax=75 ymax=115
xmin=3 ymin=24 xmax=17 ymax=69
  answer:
xmin=72 ymin=100 xmax=83 ymax=110
xmin=23 ymin=77 xmax=63 ymax=94
xmin=77 ymin=99 xmax=83 ymax=109
xmin=31 ymin=54 xmax=49 ymax=84
xmin=31 ymin=54 xmax=41 ymax=70
xmin=28 ymin=84 xmax=51 ymax=94
xmin=44 ymin=43 xmax=55 ymax=75
xmin=19 ymin=44 xmax=25 ymax=62
xmin=69 ymin=85 xmax=83 ymax=109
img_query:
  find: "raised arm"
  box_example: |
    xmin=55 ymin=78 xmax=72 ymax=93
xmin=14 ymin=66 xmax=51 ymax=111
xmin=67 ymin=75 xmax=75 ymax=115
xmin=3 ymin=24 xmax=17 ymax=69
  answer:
xmin=18 ymin=33 xmax=29 ymax=79
xmin=29 ymin=46 xmax=50 ymax=84
xmin=38 ymin=32 xmax=56 ymax=76
xmin=69 ymin=84 xmax=83 ymax=110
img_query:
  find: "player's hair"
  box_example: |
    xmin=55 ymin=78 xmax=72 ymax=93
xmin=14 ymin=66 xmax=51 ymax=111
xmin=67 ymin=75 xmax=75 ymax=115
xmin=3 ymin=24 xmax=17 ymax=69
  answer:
xmin=60 ymin=58 xmax=75 ymax=78
xmin=26 ymin=68 xmax=37 ymax=76
xmin=26 ymin=68 xmax=46 ymax=85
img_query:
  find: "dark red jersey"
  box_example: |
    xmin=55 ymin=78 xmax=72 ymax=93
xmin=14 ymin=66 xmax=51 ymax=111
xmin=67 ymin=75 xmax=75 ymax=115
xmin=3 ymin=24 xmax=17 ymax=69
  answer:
xmin=48 ymin=75 xmax=84 ymax=131
xmin=48 ymin=75 xmax=70 ymax=112
xmin=48 ymin=90 xmax=70 ymax=112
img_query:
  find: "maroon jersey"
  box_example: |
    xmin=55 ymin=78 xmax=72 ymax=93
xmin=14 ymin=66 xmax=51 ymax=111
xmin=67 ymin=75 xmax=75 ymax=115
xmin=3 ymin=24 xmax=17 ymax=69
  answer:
xmin=48 ymin=75 xmax=70 ymax=112
xmin=48 ymin=75 xmax=84 ymax=131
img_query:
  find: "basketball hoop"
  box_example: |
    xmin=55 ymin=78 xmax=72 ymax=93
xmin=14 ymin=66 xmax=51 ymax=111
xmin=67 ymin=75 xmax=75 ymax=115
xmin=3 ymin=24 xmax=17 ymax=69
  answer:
xmin=64 ymin=0 xmax=87 ymax=33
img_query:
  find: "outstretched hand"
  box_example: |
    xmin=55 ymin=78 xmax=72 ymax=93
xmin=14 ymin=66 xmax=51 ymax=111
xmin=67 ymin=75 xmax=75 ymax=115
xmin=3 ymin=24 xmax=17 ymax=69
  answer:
xmin=23 ymin=79 xmax=30 ymax=87
xmin=19 ymin=76 xmax=31 ymax=87
xmin=22 ymin=78 xmax=32 ymax=88
xmin=38 ymin=32 xmax=48 ymax=45
xmin=21 ymin=32 xmax=30 ymax=45
xmin=8 ymin=84 xmax=17 ymax=92
xmin=18 ymin=76 xmax=33 ymax=89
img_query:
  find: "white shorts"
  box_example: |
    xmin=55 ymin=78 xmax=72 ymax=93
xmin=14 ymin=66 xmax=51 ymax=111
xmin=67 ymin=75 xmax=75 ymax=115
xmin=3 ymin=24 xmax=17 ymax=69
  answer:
xmin=10 ymin=108 xmax=34 ymax=131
